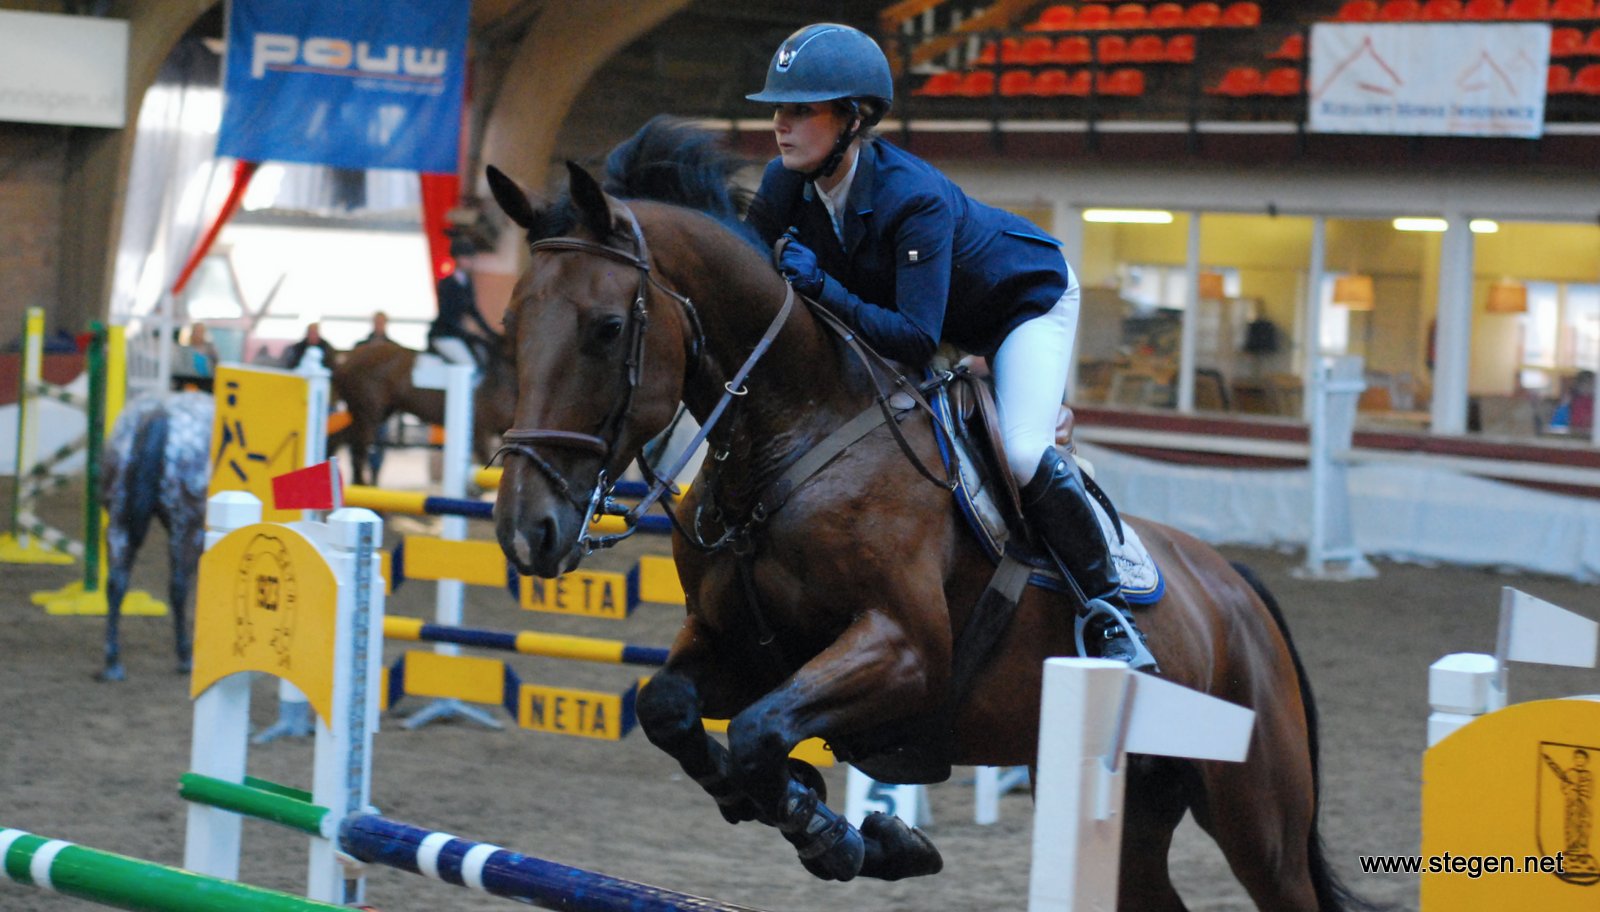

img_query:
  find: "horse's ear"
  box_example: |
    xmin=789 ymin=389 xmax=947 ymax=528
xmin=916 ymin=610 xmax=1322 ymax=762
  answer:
xmin=486 ymin=165 xmax=539 ymax=230
xmin=565 ymin=160 xmax=621 ymax=240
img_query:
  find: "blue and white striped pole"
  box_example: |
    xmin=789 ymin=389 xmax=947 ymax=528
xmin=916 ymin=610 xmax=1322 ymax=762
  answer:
xmin=338 ymin=814 xmax=771 ymax=912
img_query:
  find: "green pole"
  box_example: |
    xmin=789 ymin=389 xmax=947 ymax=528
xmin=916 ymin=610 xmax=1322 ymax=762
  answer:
xmin=1 ymin=825 xmax=347 ymax=912
xmin=82 ymin=324 xmax=106 ymax=589
xmin=177 ymin=773 xmax=328 ymax=837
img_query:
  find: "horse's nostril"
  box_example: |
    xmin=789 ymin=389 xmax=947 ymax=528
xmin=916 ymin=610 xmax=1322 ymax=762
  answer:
xmin=539 ymin=516 xmax=558 ymax=557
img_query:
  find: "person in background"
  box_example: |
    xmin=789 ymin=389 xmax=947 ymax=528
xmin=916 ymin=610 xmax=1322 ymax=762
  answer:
xmin=429 ymin=235 xmax=498 ymax=369
xmin=183 ymin=322 xmax=219 ymax=376
xmin=356 ymin=311 xmax=391 ymax=348
xmin=1553 ymin=369 xmax=1596 ymax=434
xmin=284 ymin=321 xmax=338 ymax=370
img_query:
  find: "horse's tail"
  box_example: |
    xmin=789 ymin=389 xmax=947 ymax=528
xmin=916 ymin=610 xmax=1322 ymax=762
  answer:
xmin=117 ymin=408 xmax=168 ymax=554
xmin=1230 ymin=561 xmax=1385 ymax=912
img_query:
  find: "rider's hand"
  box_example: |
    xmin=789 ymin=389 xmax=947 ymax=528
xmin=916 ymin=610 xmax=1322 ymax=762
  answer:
xmin=777 ymin=233 xmax=826 ymax=298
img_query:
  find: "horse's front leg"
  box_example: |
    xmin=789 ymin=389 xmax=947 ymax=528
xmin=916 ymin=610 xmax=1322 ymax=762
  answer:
xmin=636 ymin=618 xmax=768 ymax=826
xmin=727 ymin=610 xmax=945 ymax=883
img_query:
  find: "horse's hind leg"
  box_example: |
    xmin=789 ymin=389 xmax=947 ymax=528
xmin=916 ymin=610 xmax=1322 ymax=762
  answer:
xmin=167 ymin=511 xmax=203 ymax=673
xmin=1117 ymin=757 xmax=1199 ymax=912
xmin=1190 ymin=743 xmax=1320 ymax=910
xmin=97 ymin=513 xmax=132 ymax=682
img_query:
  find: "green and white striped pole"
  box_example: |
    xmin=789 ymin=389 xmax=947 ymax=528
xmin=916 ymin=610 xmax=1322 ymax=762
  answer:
xmin=0 ymin=826 xmax=347 ymax=912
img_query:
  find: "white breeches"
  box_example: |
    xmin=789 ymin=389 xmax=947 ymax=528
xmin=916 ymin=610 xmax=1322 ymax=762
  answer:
xmin=433 ymin=336 xmax=477 ymax=367
xmin=992 ymin=270 xmax=1080 ymax=483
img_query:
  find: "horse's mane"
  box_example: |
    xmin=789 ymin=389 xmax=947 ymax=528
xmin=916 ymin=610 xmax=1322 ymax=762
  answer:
xmin=529 ymin=116 xmax=765 ymax=254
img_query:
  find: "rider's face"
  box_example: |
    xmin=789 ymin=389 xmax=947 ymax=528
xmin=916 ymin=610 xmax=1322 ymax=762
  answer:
xmin=771 ymin=102 xmax=849 ymax=174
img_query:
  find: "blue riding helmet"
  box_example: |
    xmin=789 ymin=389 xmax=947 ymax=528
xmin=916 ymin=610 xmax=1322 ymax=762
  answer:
xmin=747 ymin=23 xmax=894 ymax=108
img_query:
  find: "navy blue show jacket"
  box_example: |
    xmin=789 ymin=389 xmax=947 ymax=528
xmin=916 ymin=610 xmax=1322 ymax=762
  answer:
xmin=747 ymin=138 xmax=1070 ymax=364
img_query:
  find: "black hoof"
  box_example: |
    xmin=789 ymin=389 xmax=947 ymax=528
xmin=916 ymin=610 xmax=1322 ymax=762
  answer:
xmin=859 ymin=811 xmax=943 ymax=880
xmin=95 ymin=665 xmax=127 ymax=683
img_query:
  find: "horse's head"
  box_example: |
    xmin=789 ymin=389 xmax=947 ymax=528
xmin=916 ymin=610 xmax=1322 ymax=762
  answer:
xmin=486 ymin=162 xmax=693 ymax=577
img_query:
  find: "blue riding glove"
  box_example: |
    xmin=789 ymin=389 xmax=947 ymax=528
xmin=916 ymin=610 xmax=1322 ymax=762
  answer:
xmin=776 ymin=233 xmax=826 ymax=299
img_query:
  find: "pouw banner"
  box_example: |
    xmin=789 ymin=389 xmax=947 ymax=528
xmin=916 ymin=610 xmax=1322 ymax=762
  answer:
xmin=1308 ymin=23 xmax=1550 ymax=138
xmin=218 ymin=0 xmax=469 ymax=173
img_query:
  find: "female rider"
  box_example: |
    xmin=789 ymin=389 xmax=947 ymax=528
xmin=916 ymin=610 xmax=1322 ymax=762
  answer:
xmin=745 ymin=23 xmax=1156 ymax=671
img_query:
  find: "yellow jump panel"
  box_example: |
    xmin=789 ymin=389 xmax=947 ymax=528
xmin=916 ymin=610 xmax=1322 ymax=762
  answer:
xmin=400 ymin=650 xmax=506 ymax=706
xmin=403 ymin=536 xmax=506 ymax=588
xmin=520 ymin=569 xmax=636 ymax=619
xmin=518 ymin=681 xmax=637 ymax=741
xmin=1421 ymin=697 xmax=1600 ymax=908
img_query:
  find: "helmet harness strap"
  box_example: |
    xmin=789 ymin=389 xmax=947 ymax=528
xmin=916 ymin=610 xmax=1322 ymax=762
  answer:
xmin=802 ymin=99 xmax=862 ymax=183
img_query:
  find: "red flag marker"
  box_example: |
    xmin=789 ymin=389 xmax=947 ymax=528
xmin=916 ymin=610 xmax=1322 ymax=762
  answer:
xmin=272 ymin=460 xmax=344 ymax=512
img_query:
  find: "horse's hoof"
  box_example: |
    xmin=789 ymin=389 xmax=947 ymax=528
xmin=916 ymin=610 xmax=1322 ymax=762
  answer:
xmin=95 ymin=665 xmax=127 ymax=683
xmin=859 ymin=811 xmax=943 ymax=880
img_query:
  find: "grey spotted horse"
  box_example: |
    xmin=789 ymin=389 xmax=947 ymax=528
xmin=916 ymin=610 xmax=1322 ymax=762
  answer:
xmin=98 ymin=392 xmax=212 ymax=682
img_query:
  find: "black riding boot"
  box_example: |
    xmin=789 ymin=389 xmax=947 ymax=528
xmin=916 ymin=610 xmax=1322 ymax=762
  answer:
xmin=1020 ymin=447 xmax=1159 ymax=673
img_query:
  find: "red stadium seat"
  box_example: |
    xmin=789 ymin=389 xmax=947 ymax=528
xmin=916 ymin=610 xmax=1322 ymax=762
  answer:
xmin=954 ymin=70 xmax=996 ymax=96
xmin=1065 ymin=70 xmax=1094 ymax=95
xmin=1150 ymin=2 xmax=1186 ymax=26
xmin=1222 ymin=2 xmax=1261 ymax=25
xmin=1548 ymin=64 xmax=1573 ymax=93
xmin=1209 ymin=66 xmax=1263 ymax=96
xmin=1166 ymin=33 xmax=1197 ymax=62
xmin=1099 ymin=68 xmax=1146 ymax=96
xmin=1379 ymin=0 xmax=1423 ymax=19
xmin=1055 ymin=36 xmax=1093 ymax=64
xmin=1462 ymin=0 xmax=1507 ymax=18
xmin=1574 ymin=63 xmax=1600 ymax=93
xmin=914 ymin=72 xmax=962 ymax=96
xmin=1551 ymin=0 xmax=1595 ymax=17
xmin=1032 ymin=69 xmax=1072 ymax=95
xmin=1421 ymin=0 xmax=1464 ymax=18
xmin=1078 ymin=3 xmax=1112 ymax=27
xmin=1097 ymin=35 xmax=1129 ymax=63
xmin=1551 ymin=27 xmax=1584 ymax=56
xmin=1263 ymin=67 xmax=1304 ymax=96
xmin=1336 ymin=0 xmax=1381 ymax=19
xmin=1268 ymin=33 xmax=1305 ymax=60
xmin=1028 ymin=5 xmax=1076 ymax=30
xmin=1114 ymin=3 xmax=1149 ymax=28
xmin=1000 ymin=70 xmax=1036 ymax=96
xmin=1187 ymin=2 xmax=1224 ymax=26
xmin=1505 ymin=0 xmax=1549 ymax=16
xmin=1017 ymin=36 xmax=1056 ymax=64
xmin=1128 ymin=34 xmax=1167 ymax=62
xmin=1586 ymin=27 xmax=1600 ymax=54
xmin=1000 ymin=37 xmax=1032 ymax=63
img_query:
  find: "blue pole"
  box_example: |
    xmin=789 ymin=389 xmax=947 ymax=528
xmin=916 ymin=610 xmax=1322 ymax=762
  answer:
xmin=338 ymin=814 xmax=771 ymax=912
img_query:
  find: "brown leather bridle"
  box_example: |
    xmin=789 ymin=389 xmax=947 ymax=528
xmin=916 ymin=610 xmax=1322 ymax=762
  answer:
xmin=492 ymin=202 xmax=705 ymax=539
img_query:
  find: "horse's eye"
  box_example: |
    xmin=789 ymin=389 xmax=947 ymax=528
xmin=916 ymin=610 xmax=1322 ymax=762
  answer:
xmin=593 ymin=316 xmax=625 ymax=346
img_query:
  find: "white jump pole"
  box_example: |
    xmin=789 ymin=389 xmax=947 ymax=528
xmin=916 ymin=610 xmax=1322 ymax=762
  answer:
xmin=1301 ymin=354 xmax=1375 ymax=581
xmin=1027 ymin=658 xmax=1255 ymax=912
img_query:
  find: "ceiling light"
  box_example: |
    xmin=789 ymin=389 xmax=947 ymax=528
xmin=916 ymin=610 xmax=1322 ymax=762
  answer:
xmin=1469 ymin=219 xmax=1499 ymax=234
xmin=1393 ymin=217 xmax=1447 ymax=232
xmin=1084 ymin=209 xmax=1174 ymax=224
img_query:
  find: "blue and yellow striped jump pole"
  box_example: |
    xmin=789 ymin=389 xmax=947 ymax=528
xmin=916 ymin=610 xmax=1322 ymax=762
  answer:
xmin=342 ymin=485 xmax=672 ymax=535
xmin=384 ymin=616 xmax=669 ymax=666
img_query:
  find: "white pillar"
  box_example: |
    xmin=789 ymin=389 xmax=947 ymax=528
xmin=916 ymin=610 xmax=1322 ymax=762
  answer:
xmin=1430 ymin=213 xmax=1473 ymax=434
xmin=1303 ymin=216 xmax=1327 ymax=422
xmin=1177 ymin=213 xmax=1201 ymax=413
xmin=1056 ymin=201 xmax=1086 ymax=403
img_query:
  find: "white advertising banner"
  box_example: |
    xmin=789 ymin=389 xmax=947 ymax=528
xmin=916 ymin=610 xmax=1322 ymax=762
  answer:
xmin=1309 ymin=23 xmax=1550 ymax=138
xmin=0 ymin=10 xmax=128 ymax=128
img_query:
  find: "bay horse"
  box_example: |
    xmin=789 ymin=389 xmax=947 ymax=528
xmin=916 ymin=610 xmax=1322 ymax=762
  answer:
xmin=98 ymin=392 xmax=213 ymax=682
xmin=329 ymin=339 xmax=516 ymax=485
xmin=487 ymin=119 xmax=1367 ymax=910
